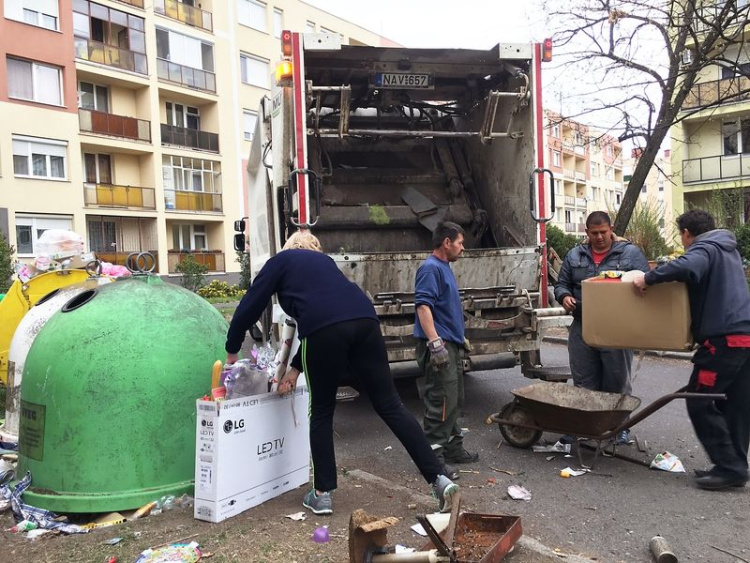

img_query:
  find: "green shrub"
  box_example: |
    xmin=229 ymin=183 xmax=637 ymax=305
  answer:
xmin=175 ymin=254 xmax=209 ymax=292
xmin=0 ymin=232 xmax=14 ymax=293
xmin=546 ymin=224 xmax=581 ymax=259
xmin=197 ymin=280 xmax=246 ymax=300
xmin=622 ymin=203 xmax=671 ymax=260
xmin=236 ymin=250 xmax=251 ymax=290
xmin=734 ymin=224 xmax=750 ymax=262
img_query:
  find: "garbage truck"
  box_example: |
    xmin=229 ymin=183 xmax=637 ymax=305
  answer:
xmin=236 ymin=31 xmax=571 ymax=379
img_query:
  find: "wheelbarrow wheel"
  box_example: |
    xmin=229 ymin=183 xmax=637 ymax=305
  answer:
xmin=498 ymin=401 xmax=542 ymax=448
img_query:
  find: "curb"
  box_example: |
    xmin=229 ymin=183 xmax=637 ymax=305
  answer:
xmin=543 ymin=336 xmax=694 ymax=361
xmin=347 ymin=469 xmax=599 ymax=562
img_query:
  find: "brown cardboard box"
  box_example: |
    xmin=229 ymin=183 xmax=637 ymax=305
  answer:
xmin=582 ymin=279 xmax=693 ymax=351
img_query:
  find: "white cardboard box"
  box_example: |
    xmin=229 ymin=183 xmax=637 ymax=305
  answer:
xmin=194 ymin=387 xmax=310 ymax=523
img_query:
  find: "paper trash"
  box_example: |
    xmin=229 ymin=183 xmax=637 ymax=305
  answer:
xmin=507 ymin=485 xmax=532 ymax=501
xmin=560 ymin=467 xmax=589 ymax=478
xmin=650 ymin=452 xmax=685 ymax=473
xmin=532 ymin=441 xmax=571 ymax=453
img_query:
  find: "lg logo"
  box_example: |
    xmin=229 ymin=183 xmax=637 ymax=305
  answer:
xmin=223 ymin=419 xmax=245 ymax=433
xmin=201 ymin=419 xmax=213 ymax=428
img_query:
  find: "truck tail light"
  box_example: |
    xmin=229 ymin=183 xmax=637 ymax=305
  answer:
xmin=542 ymin=38 xmax=553 ymax=62
xmin=281 ymin=30 xmax=293 ymax=58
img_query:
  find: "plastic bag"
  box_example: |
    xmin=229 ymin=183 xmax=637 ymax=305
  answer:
xmin=35 ymin=229 xmax=84 ymax=259
xmin=224 ymin=359 xmax=269 ymax=398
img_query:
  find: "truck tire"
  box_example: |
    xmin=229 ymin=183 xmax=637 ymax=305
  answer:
xmin=498 ymin=401 xmax=542 ymax=448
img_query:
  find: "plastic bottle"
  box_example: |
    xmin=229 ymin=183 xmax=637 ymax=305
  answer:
xmin=160 ymin=495 xmax=176 ymax=511
xmin=176 ymin=493 xmax=194 ymax=508
xmin=131 ymin=500 xmax=158 ymax=520
xmin=10 ymin=520 xmax=38 ymax=533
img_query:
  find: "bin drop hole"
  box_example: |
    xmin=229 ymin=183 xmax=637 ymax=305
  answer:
xmin=35 ymin=288 xmax=61 ymax=306
xmin=62 ymin=289 xmax=98 ymax=312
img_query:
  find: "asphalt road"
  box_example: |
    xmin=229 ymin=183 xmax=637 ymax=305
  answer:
xmin=330 ymin=342 xmax=750 ymax=563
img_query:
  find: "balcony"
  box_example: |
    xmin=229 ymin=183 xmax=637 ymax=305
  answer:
xmin=164 ymin=189 xmax=222 ymax=212
xmin=96 ymin=251 xmax=159 ymax=273
xmin=79 ymin=109 xmax=151 ymax=142
xmin=84 ymin=183 xmax=157 ymax=210
xmin=113 ymin=0 xmax=144 ymax=6
xmin=564 ymin=195 xmax=575 ymax=205
xmin=157 ymin=58 xmax=216 ymax=92
xmin=683 ymin=153 xmax=750 ymax=183
xmin=74 ymin=38 xmax=147 ymax=75
xmin=161 ymin=124 xmax=219 ymax=152
xmin=683 ymin=76 xmax=750 ymax=110
xmin=168 ymin=250 xmax=225 ymax=273
xmin=565 ymin=222 xmax=586 ymax=233
xmin=155 ymin=0 xmax=212 ymax=32
xmin=575 ymin=197 xmax=587 ymax=207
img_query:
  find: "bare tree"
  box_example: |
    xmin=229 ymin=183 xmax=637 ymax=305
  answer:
xmin=544 ymin=0 xmax=750 ymax=234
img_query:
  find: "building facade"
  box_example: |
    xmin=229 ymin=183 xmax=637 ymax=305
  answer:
xmin=0 ymin=0 xmax=389 ymax=276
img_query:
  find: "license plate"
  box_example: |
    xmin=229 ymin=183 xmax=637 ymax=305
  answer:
xmin=373 ymin=72 xmax=433 ymax=89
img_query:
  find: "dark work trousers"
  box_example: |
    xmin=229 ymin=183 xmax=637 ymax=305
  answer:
xmin=415 ymin=339 xmax=465 ymax=460
xmin=687 ymin=336 xmax=750 ymax=478
xmin=299 ymin=318 xmax=443 ymax=492
xmin=568 ymin=319 xmax=633 ymax=394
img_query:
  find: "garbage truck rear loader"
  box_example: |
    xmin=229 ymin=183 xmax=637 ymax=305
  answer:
xmin=239 ymin=32 xmax=570 ymax=379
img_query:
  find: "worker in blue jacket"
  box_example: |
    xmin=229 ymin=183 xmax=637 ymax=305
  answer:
xmin=632 ymin=209 xmax=750 ymax=490
xmin=555 ymin=211 xmax=649 ymax=445
xmin=225 ymin=231 xmax=458 ymax=515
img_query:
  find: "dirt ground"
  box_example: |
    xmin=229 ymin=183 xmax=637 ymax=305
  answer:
xmin=0 ymin=467 xmax=583 ymax=563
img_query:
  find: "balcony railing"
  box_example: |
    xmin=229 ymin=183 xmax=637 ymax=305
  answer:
xmin=74 ymin=37 xmax=147 ymax=75
xmin=564 ymin=195 xmax=575 ymax=205
xmin=155 ymin=0 xmax=212 ymax=32
xmin=84 ymin=183 xmax=156 ymax=210
xmin=683 ymin=153 xmax=750 ymax=183
xmin=114 ymin=0 xmax=144 ymax=7
xmin=683 ymin=76 xmax=750 ymax=110
xmin=161 ymin=124 xmax=219 ymax=152
xmin=157 ymin=58 xmax=216 ymax=92
xmin=168 ymin=250 xmax=225 ymax=273
xmin=575 ymin=197 xmax=587 ymax=207
xmin=96 ymin=251 xmax=159 ymax=273
xmin=565 ymin=222 xmax=586 ymax=233
xmin=79 ymin=109 xmax=151 ymax=142
xmin=164 ymin=189 xmax=222 ymax=212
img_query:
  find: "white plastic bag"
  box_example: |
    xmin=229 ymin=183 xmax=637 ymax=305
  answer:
xmin=35 ymin=229 xmax=84 ymax=259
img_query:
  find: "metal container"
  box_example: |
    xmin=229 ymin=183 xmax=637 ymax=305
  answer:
xmin=17 ymin=275 xmax=228 ymax=513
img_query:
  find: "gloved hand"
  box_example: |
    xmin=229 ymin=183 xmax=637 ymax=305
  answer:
xmin=428 ymin=337 xmax=450 ymax=368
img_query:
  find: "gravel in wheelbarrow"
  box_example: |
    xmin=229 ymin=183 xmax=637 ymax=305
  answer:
xmin=511 ymin=381 xmax=642 ymax=437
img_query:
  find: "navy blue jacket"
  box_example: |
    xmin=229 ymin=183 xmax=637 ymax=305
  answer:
xmin=225 ymin=249 xmax=377 ymax=354
xmin=644 ymin=229 xmax=750 ymax=342
xmin=555 ymin=239 xmax=649 ymax=319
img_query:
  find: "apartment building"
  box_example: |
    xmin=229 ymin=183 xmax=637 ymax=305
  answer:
xmin=0 ymin=0 xmax=390 ymax=277
xmin=670 ymin=3 xmax=750 ymax=225
xmin=545 ymin=111 xmax=624 ymax=235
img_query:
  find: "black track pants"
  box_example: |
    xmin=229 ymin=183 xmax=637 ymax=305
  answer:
xmin=300 ymin=318 xmax=443 ymax=492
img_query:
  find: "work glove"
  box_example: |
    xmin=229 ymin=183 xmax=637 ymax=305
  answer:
xmin=463 ymin=337 xmax=473 ymax=353
xmin=428 ymin=337 xmax=451 ymax=368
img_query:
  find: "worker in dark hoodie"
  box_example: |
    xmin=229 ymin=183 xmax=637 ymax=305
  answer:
xmin=555 ymin=211 xmax=649 ymax=445
xmin=632 ymin=209 xmax=750 ymax=491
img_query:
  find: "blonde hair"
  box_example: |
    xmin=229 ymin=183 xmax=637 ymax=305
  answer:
xmin=282 ymin=231 xmax=323 ymax=252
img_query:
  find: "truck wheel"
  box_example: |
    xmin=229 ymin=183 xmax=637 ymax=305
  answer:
xmin=498 ymin=401 xmax=542 ymax=448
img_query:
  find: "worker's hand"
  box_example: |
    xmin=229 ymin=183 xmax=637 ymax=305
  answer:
xmin=463 ymin=337 xmax=473 ymax=353
xmin=561 ymin=295 xmax=577 ymax=313
xmin=226 ymin=352 xmax=239 ymax=366
xmin=277 ymin=367 xmax=300 ymax=396
xmin=428 ymin=338 xmax=451 ymax=369
xmin=631 ymin=272 xmax=648 ymax=297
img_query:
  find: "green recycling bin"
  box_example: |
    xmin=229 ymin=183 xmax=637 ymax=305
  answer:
xmin=17 ymin=275 xmax=228 ymax=513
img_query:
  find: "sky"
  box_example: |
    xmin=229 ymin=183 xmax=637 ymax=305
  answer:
xmin=304 ymin=0 xmax=549 ymax=48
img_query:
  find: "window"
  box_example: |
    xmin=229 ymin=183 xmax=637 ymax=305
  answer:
xmin=78 ymin=81 xmax=109 ymax=111
xmin=244 ymin=110 xmax=258 ymax=141
xmin=240 ymin=54 xmax=269 ymax=89
xmin=551 ymin=124 xmax=560 ymax=138
xmin=606 ymin=144 xmax=614 ymax=157
xmin=5 ymin=0 xmax=59 ymax=30
xmin=552 ymin=150 xmax=561 ymax=167
xmin=305 ymin=20 xmax=315 ymax=33
xmin=12 ymin=135 xmax=67 ymax=179
xmin=172 ymin=224 xmax=207 ymax=250
xmin=723 ymin=118 xmax=750 ymax=155
xmin=605 ymin=166 xmax=615 ymax=181
xmin=163 ymin=155 xmax=221 ymax=193
xmin=166 ymin=102 xmax=200 ymax=129
xmin=88 ymin=218 xmax=117 ymax=253
xmin=615 ymin=193 xmax=622 ymax=205
xmin=156 ymin=28 xmax=214 ymax=72
xmin=273 ymin=8 xmax=283 ymax=38
xmin=590 ymin=162 xmax=599 ymax=177
xmin=7 ymin=57 xmax=62 ymax=106
xmin=84 ymin=153 xmax=112 ymax=183
xmin=15 ymin=214 xmax=73 ymax=256
xmin=574 ymin=131 xmax=585 ymax=145
xmin=238 ymin=0 xmax=266 ymax=32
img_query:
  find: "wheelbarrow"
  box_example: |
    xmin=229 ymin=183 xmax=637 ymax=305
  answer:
xmin=486 ymin=381 xmax=726 ymax=467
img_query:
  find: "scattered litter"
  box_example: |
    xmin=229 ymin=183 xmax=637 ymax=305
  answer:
xmin=285 ymin=511 xmax=306 ymax=521
xmin=26 ymin=529 xmax=51 ymax=540
xmin=384 ymin=446 xmax=393 ymax=451
xmin=459 ymin=469 xmax=479 ymax=474
xmin=489 ymin=467 xmax=518 ymax=476
xmin=532 ymin=441 xmax=570 ymax=453
xmin=411 ymin=513 xmax=450 ymax=536
xmin=104 ymin=537 xmax=124 ymax=545
xmin=407 ymin=504 xmax=417 ymax=510
xmin=312 ymin=526 xmax=330 ymax=543
xmin=106 ymin=558 xmax=118 ymax=563
xmin=0 ymin=499 xmax=10 ymax=512
xmin=559 ymin=467 xmax=589 ymax=478
xmin=650 ymin=452 xmax=685 ymax=473
xmin=546 ymin=456 xmax=555 ymax=461
xmin=10 ymin=520 xmax=38 ymax=533
xmin=395 ymin=545 xmax=416 ymax=553
xmin=507 ymin=485 xmax=532 ymax=501
xmin=486 ymin=477 xmax=496 ymax=485
xmin=82 ymin=512 xmax=125 ymax=530
xmin=135 ymin=541 xmax=202 ymax=563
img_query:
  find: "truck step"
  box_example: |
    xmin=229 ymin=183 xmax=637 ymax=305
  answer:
xmin=523 ymin=365 xmax=571 ymax=382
